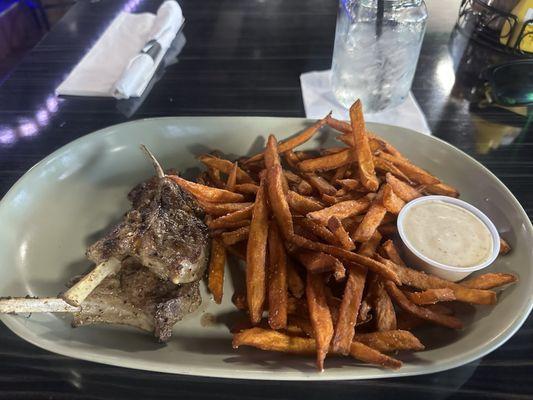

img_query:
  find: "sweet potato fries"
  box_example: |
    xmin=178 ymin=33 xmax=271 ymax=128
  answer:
xmin=170 ymin=100 xmax=517 ymax=371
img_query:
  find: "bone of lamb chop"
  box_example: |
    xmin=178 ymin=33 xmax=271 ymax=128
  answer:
xmin=72 ymin=259 xmax=201 ymax=342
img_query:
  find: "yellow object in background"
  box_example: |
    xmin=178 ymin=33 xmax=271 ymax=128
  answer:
xmin=473 ymin=115 xmax=522 ymax=154
xmin=500 ymin=0 xmax=533 ymax=52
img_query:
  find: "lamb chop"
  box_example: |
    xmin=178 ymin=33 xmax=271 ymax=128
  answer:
xmin=0 ymin=146 xmax=210 ymax=341
xmin=72 ymin=259 xmax=201 ymax=342
xmin=61 ymin=146 xmax=209 ymax=306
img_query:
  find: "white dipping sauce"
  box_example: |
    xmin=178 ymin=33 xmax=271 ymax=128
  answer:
xmin=402 ymin=200 xmax=493 ymax=268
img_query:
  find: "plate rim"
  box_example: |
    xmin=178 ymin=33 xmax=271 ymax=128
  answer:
xmin=1 ymin=116 xmax=532 ymax=380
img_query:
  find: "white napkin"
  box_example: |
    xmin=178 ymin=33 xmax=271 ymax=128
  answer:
xmin=300 ymin=70 xmax=431 ymax=135
xmin=56 ymin=1 xmax=183 ymax=99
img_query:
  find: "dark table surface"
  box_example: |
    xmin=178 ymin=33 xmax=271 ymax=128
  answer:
xmin=0 ymin=0 xmax=531 ymax=399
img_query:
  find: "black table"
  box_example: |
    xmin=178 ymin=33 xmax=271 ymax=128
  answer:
xmin=0 ymin=0 xmax=531 ymax=399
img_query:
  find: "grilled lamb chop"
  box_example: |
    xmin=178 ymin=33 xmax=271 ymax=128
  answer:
xmin=72 ymin=259 xmax=201 ymax=341
xmin=86 ymin=173 xmax=209 ymax=284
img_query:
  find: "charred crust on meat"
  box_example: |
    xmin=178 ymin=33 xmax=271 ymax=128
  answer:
xmin=86 ymin=173 xmax=209 ymax=284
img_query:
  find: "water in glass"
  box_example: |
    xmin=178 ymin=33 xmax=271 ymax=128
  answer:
xmin=331 ymin=0 xmax=428 ymax=112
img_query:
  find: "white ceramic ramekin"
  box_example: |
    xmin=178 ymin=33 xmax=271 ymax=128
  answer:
xmin=397 ymin=195 xmax=500 ymax=282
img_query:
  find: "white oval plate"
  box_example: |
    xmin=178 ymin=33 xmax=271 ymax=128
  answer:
xmin=0 ymin=117 xmax=531 ymax=380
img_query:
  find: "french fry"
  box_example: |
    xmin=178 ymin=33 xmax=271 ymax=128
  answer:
xmin=377 ymin=151 xmax=440 ymax=185
xmin=358 ymin=231 xmax=382 ymax=257
xmin=284 ymin=171 xmax=313 ymax=195
xmin=284 ymin=150 xmax=302 ymax=170
xmin=369 ymin=136 xmax=407 ymax=160
xmin=325 ymin=290 xmax=341 ymax=327
xmin=221 ymin=226 xmax=250 ymax=245
xmin=331 ymin=264 xmax=367 ymax=355
xmin=246 ymin=178 xmax=269 ymax=324
xmin=168 ymin=175 xmax=245 ymax=203
xmin=265 ymin=135 xmax=290 ymax=194
xmin=209 ymin=220 xmax=250 ymax=230
xmin=265 ymin=134 xmax=282 ymax=170
xmin=226 ymin=162 xmax=238 ymax=191
xmin=267 ymin=164 xmax=294 ymax=238
xmin=385 ymin=173 xmax=422 ymax=202
xmin=379 ymin=256 xmax=497 ymax=305
xmin=337 ymin=178 xmax=363 ymax=191
xmin=499 ymin=238 xmax=511 ymax=255
xmin=322 ymin=147 xmax=348 ymax=155
xmin=382 ymin=183 xmax=405 ymax=214
xmin=349 ymin=100 xmax=379 ymax=191
xmin=396 ymin=304 xmax=454 ymax=331
xmin=330 ymin=164 xmax=349 ymax=184
xmin=348 ymin=342 xmax=402 ymax=369
xmin=353 ymin=330 xmax=424 ymax=353
xmin=232 ymin=327 xmax=402 ymax=369
xmin=197 ymin=201 xmax=253 ymax=217
xmin=207 ymin=166 xmax=225 ymax=188
xmin=233 ymin=183 xmax=260 ymax=195
xmin=358 ymin=299 xmax=371 ymax=323
xmin=352 ymin=203 xmax=387 ymax=243
xmin=208 ymin=205 xmax=254 ymax=229
xmin=297 ymin=149 xmax=354 ymax=172
xmin=267 ymin=223 xmax=288 ymax=330
xmin=296 ymin=180 xmax=314 ymax=196
xmin=306 ymin=272 xmax=334 ymax=371
xmin=328 ymin=216 xmax=356 ymax=250
xmin=367 ymin=275 xmax=397 ymax=331
xmin=287 ymin=191 xmax=323 ymax=214
xmin=304 ymin=173 xmax=337 ymax=195
xmin=321 ymin=193 xmax=340 ymax=206
xmin=286 ymin=258 xmax=305 ymax=299
xmin=325 ymin=114 xmax=351 ymax=134
xmin=245 ymin=117 xmax=328 ymax=164
xmin=295 ymin=151 xmax=318 ymax=160
xmin=198 ymin=155 xmax=254 ymax=183
xmin=307 ymin=198 xmax=371 ymax=225
xmin=405 ymin=288 xmax=456 ymax=305
xmin=290 ymin=234 xmax=401 ymax=284
xmin=284 ymin=170 xmax=301 ymax=184
xmin=384 ymin=282 xmax=463 ymax=329
xmin=289 ymin=315 xmax=315 ymax=337
xmin=233 ymin=327 xmax=313 ymax=354
xmin=380 ymin=240 xmax=407 ymax=266
xmin=423 ymin=182 xmax=459 ymax=198
xmin=207 ymin=239 xmax=226 ymax=304
xmin=295 ymin=217 xmax=338 ymax=245
xmin=296 ymin=250 xmax=345 ymax=280
xmin=460 ymin=273 xmax=518 ymax=290
xmin=374 ymin=157 xmax=412 ymax=183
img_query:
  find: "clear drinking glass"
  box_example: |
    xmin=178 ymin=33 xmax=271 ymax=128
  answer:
xmin=331 ymin=0 xmax=428 ymax=112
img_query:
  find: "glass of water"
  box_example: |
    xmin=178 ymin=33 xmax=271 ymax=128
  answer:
xmin=331 ymin=0 xmax=428 ymax=112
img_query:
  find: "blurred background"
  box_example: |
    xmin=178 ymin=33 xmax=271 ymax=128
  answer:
xmin=0 ymin=0 xmax=72 ymax=79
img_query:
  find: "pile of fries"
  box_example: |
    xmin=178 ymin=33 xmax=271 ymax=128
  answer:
xmin=170 ymin=100 xmax=517 ymax=371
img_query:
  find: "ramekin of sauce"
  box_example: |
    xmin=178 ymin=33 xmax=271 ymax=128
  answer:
xmin=397 ymin=196 xmax=500 ymax=282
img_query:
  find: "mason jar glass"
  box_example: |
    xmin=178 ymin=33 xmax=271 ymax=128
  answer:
xmin=331 ymin=0 xmax=428 ymax=112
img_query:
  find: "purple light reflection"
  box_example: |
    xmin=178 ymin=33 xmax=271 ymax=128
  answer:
xmin=0 ymin=128 xmax=16 ymax=145
xmin=18 ymin=120 xmax=39 ymax=138
xmin=36 ymin=109 xmax=50 ymax=125
xmin=123 ymin=0 xmax=143 ymax=13
xmin=46 ymin=96 xmax=59 ymax=113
